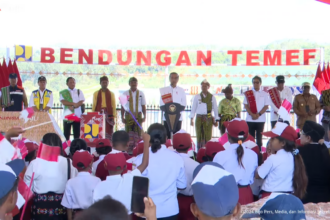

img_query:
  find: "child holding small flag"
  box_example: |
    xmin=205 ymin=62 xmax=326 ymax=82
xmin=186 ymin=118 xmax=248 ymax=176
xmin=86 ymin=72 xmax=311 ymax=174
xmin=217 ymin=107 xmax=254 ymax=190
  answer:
xmin=24 ymin=133 xmax=77 ymax=220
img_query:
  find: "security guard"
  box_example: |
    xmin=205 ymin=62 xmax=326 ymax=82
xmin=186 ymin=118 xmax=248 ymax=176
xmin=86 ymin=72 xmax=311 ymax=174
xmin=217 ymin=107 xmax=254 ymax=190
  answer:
xmin=29 ymin=76 xmax=53 ymax=112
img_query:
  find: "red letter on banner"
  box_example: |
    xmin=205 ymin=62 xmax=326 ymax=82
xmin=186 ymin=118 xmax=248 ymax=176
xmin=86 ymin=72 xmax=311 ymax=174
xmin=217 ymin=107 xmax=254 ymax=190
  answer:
xmin=246 ymin=51 xmax=260 ymax=66
xmin=227 ymin=50 xmax=242 ymax=66
xmin=40 ymin=48 xmax=55 ymax=63
xmin=176 ymin=51 xmax=192 ymax=66
xmin=303 ymin=49 xmax=316 ymax=65
xmin=60 ymin=48 xmax=73 ymax=64
xmin=156 ymin=50 xmax=171 ymax=66
xmin=117 ymin=50 xmax=132 ymax=65
xmin=78 ymin=49 xmax=93 ymax=64
xmin=98 ymin=50 xmax=112 ymax=65
xmin=197 ymin=51 xmax=212 ymax=66
xmin=136 ymin=51 xmax=151 ymax=66
xmin=286 ymin=50 xmax=300 ymax=66
xmin=264 ymin=50 xmax=282 ymax=66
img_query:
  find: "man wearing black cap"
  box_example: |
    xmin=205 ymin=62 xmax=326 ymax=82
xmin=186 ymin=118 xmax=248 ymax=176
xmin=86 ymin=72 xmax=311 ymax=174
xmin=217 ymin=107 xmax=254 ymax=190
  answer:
xmin=0 ymin=73 xmax=28 ymax=111
xmin=268 ymin=75 xmax=293 ymax=128
xmin=293 ymin=82 xmax=321 ymax=129
xmin=28 ymin=76 xmax=53 ymax=113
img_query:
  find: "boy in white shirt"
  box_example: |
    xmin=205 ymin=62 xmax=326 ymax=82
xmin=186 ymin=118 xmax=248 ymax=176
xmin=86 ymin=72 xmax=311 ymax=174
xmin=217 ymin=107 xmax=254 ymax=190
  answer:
xmin=93 ymin=132 xmax=150 ymax=215
xmin=61 ymin=150 xmax=101 ymax=220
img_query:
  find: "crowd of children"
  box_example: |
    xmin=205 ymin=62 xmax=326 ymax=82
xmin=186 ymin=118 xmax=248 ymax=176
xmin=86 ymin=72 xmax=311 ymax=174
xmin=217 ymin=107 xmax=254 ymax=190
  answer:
xmin=1 ymin=117 xmax=330 ymax=220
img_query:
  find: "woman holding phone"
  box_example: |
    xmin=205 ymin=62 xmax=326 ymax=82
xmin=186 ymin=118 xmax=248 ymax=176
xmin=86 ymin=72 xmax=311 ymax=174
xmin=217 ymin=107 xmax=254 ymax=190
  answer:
xmin=134 ymin=123 xmax=187 ymax=220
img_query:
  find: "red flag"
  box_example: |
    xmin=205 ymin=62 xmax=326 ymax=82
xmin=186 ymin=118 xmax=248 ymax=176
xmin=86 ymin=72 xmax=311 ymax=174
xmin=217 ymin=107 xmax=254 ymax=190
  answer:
xmin=7 ymin=59 xmax=15 ymax=74
xmin=2 ymin=59 xmax=9 ymax=87
xmin=13 ymin=60 xmax=22 ymax=87
xmin=322 ymin=62 xmax=330 ymax=84
xmin=327 ymin=62 xmax=330 ymax=82
xmin=316 ymin=0 xmax=330 ymax=5
xmin=65 ymin=113 xmax=81 ymax=122
xmin=37 ymin=143 xmax=61 ymax=162
xmin=313 ymin=63 xmax=327 ymax=94
xmin=0 ymin=63 xmax=5 ymax=89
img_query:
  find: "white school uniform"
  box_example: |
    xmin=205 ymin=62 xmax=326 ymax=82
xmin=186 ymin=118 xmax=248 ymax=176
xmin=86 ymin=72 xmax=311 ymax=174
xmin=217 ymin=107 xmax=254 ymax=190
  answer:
xmin=92 ymin=155 xmax=105 ymax=175
xmin=61 ymin=172 xmax=101 ymax=209
xmin=24 ymin=156 xmax=78 ymax=194
xmin=257 ymin=149 xmax=294 ymax=192
xmin=269 ymin=87 xmax=293 ymax=121
xmin=213 ymin=143 xmax=258 ymax=185
xmin=160 ymin=86 xmax=187 ymax=121
xmin=243 ymin=89 xmax=271 ymax=123
xmin=178 ymin=153 xmax=199 ymax=196
xmin=93 ymin=169 xmax=141 ymax=214
xmin=190 ymin=94 xmax=219 ymax=120
xmin=134 ymin=145 xmax=187 ymax=218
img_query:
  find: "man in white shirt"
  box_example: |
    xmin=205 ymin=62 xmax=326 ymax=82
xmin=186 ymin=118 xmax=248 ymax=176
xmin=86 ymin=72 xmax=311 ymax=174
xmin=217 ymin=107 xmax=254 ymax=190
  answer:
xmin=190 ymin=79 xmax=218 ymax=149
xmin=29 ymin=76 xmax=53 ymax=113
xmin=60 ymin=77 xmax=85 ymax=140
xmin=269 ymin=75 xmax=293 ymax=128
xmin=243 ymin=76 xmax=270 ymax=150
xmin=121 ymin=77 xmax=147 ymax=154
xmin=160 ymin=72 xmax=187 ymax=139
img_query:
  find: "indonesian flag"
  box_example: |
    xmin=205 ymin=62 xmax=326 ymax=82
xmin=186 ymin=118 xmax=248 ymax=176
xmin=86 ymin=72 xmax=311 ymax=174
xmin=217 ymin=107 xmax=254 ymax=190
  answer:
xmin=119 ymin=94 xmax=130 ymax=111
xmin=37 ymin=143 xmax=61 ymax=162
xmin=65 ymin=113 xmax=81 ymax=122
xmin=313 ymin=63 xmax=327 ymax=95
xmin=19 ymin=107 xmax=34 ymax=123
xmin=63 ymin=140 xmax=72 ymax=156
xmin=277 ymin=99 xmax=292 ymax=122
xmin=0 ymin=133 xmax=16 ymax=163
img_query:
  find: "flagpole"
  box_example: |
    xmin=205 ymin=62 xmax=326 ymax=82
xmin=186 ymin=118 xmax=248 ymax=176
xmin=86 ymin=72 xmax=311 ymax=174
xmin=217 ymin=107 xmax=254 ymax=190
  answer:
xmin=20 ymin=172 xmax=34 ymax=220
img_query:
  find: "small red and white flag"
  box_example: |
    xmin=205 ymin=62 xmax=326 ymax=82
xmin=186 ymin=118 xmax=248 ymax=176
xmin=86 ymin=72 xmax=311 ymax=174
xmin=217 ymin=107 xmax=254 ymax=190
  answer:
xmin=63 ymin=140 xmax=71 ymax=156
xmin=277 ymin=99 xmax=292 ymax=121
xmin=0 ymin=134 xmax=16 ymax=163
xmin=119 ymin=94 xmax=130 ymax=111
xmin=37 ymin=143 xmax=61 ymax=162
xmin=65 ymin=113 xmax=81 ymax=122
xmin=19 ymin=107 xmax=34 ymax=123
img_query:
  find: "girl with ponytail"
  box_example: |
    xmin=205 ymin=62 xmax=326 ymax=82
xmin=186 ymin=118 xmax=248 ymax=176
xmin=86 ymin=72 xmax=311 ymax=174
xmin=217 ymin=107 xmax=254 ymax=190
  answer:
xmin=133 ymin=123 xmax=187 ymax=219
xmin=213 ymin=119 xmax=258 ymax=205
xmin=256 ymin=122 xmax=308 ymax=199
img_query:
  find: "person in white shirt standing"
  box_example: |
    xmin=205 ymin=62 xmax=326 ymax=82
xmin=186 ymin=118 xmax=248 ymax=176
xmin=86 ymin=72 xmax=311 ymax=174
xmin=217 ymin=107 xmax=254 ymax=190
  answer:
xmin=60 ymin=77 xmax=85 ymax=140
xmin=29 ymin=76 xmax=54 ymax=113
xmin=190 ymin=79 xmax=219 ymax=150
xmin=243 ymin=76 xmax=270 ymax=151
xmin=61 ymin=150 xmax=101 ymax=220
xmin=268 ymin=75 xmax=293 ymax=128
xmin=173 ymin=132 xmax=199 ymax=220
xmin=134 ymin=123 xmax=187 ymax=220
xmin=213 ymin=118 xmax=258 ymax=205
xmin=121 ymin=77 xmax=147 ymax=154
xmin=160 ymin=72 xmax=187 ymax=139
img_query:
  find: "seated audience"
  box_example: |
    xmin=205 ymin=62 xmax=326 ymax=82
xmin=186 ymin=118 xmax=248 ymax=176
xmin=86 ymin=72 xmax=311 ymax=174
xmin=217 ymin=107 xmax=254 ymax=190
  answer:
xmin=93 ymin=139 xmax=112 ymax=179
xmin=205 ymin=140 xmax=224 ymax=161
xmin=69 ymin=139 xmax=88 ymax=158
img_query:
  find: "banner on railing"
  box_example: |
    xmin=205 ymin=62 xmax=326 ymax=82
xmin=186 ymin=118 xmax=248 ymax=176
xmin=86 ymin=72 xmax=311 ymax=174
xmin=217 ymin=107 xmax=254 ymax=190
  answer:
xmin=14 ymin=45 xmax=319 ymax=67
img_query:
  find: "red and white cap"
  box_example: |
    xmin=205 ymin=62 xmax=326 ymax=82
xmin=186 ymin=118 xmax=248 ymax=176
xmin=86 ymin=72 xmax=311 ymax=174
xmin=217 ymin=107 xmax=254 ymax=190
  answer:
xmin=262 ymin=122 xmax=298 ymax=142
xmin=224 ymin=118 xmax=249 ymax=139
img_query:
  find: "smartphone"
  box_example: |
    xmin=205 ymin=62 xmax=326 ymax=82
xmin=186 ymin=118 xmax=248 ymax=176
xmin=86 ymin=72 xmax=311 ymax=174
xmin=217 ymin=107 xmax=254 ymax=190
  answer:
xmin=131 ymin=176 xmax=149 ymax=213
xmin=305 ymin=105 xmax=310 ymax=113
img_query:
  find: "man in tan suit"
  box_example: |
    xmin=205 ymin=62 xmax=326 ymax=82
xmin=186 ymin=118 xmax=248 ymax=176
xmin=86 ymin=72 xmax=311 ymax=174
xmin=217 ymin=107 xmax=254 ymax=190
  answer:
xmin=293 ymin=82 xmax=321 ymax=129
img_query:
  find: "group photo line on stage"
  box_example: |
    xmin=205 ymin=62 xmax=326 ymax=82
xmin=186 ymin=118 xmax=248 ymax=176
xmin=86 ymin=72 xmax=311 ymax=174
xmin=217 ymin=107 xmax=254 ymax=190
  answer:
xmin=0 ymin=71 xmax=325 ymax=152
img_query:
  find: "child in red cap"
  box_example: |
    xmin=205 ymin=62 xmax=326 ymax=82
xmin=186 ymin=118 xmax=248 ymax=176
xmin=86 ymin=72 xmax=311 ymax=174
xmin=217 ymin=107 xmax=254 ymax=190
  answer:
xmin=93 ymin=139 xmax=112 ymax=180
xmin=255 ymin=122 xmax=308 ymax=199
xmin=205 ymin=140 xmax=224 ymax=161
xmin=93 ymin=132 xmax=150 ymax=215
xmin=173 ymin=132 xmax=199 ymax=220
xmin=213 ymin=118 xmax=258 ymax=205
xmin=62 ymin=150 xmax=101 ymax=220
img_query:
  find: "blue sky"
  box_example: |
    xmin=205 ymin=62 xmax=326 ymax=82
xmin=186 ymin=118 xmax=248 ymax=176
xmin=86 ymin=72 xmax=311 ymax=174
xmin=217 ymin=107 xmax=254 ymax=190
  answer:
xmin=0 ymin=0 xmax=329 ymax=48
